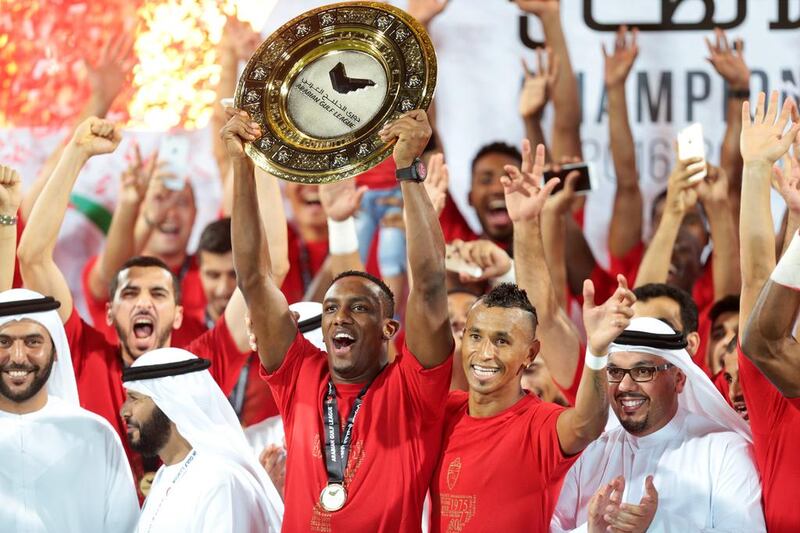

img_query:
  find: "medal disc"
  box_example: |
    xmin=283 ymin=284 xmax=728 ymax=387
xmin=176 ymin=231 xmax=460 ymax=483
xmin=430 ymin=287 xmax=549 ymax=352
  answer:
xmin=320 ymin=483 xmax=348 ymax=512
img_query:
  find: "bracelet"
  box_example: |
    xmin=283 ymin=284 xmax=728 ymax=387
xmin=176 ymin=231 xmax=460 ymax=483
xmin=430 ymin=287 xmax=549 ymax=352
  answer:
xmin=327 ymin=217 xmax=359 ymax=255
xmin=585 ymin=346 xmax=609 ymax=371
xmin=771 ymin=230 xmax=800 ymax=290
xmin=728 ymin=88 xmax=750 ymax=100
xmin=0 ymin=214 xmax=17 ymax=226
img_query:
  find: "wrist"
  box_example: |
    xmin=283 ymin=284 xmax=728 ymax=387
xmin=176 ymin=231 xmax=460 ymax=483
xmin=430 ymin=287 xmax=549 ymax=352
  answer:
xmin=63 ymin=143 xmax=91 ymax=165
xmin=327 ymin=217 xmax=359 ymax=255
xmin=585 ymin=345 xmax=609 ymax=369
xmin=0 ymin=213 xmax=18 ymax=227
xmin=395 ymin=157 xmax=414 ymax=169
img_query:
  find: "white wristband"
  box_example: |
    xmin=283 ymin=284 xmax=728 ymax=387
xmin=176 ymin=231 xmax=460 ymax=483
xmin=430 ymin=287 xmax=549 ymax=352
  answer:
xmin=585 ymin=347 xmax=608 ymax=371
xmin=327 ymin=217 xmax=359 ymax=255
xmin=771 ymin=230 xmax=800 ymax=290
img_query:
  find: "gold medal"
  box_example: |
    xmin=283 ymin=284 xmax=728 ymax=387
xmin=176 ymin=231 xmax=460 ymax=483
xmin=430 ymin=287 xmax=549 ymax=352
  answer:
xmin=319 ymin=482 xmax=347 ymax=512
xmin=235 ymin=1 xmax=437 ymax=184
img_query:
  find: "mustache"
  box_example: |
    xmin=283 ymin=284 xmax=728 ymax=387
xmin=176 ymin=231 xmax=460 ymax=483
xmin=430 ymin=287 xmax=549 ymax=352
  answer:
xmin=1 ymin=363 xmax=38 ymax=372
xmin=615 ymin=393 xmax=648 ymax=401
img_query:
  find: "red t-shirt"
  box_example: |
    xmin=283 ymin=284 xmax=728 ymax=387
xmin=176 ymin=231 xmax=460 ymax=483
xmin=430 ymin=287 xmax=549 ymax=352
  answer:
xmin=738 ymin=345 xmax=800 ymax=532
xmin=281 ymin=226 xmax=329 ymax=304
xmin=439 ymin=194 xmax=478 ymax=244
xmin=64 ymin=309 xmax=250 ymax=484
xmin=355 ymin=157 xmax=397 ymax=190
xmin=430 ymin=392 xmax=576 ymax=532
xmin=262 ymin=332 xmax=452 ymax=532
xmin=80 ymin=254 xmax=208 ymax=346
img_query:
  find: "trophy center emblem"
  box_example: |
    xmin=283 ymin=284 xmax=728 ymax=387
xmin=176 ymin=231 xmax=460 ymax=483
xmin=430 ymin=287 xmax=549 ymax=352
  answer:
xmin=329 ymin=62 xmax=377 ymax=94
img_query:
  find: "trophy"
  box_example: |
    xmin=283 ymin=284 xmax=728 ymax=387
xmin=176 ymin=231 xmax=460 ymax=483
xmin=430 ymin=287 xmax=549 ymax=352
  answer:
xmin=234 ymin=1 xmax=437 ymax=184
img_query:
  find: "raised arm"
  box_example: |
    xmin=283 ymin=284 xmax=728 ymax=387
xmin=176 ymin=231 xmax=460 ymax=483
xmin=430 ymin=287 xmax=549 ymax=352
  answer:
xmin=18 ymin=118 xmax=122 ymax=322
xmin=86 ymin=148 xmax=157 ymax=300
xmin=556 ymin=276 xmax=635 ymax=455
xmin=633 ymin=157 xmax=703 ymax=288
xmin=380 ymin=110 xmax=453 ymax=366
xmin=707 ymin=29 xmax=750 ymax=223
xmin=502 ymin=140 xmax=579 ymax=389
xmin=739 ymin=92 xmax=800 ymax=388
xmin=696 ymin=165 xmax=741 ymax=299
xmin=519 ymin=48 xmax=557 ymax=161
xmin=604 ymin=26 xmax=643 ymax=258
xmin=516 ymin=0 xmax=582 ymax=160
xmin=319 ymin=177 xmax=368 ymax=276
xmin=21 ymin=35 xmax=134 ymax=222
xmin=0 ymin=166 xmax=22 ymax=291
xmin=223 ymin=110 xmax=296 ymax=371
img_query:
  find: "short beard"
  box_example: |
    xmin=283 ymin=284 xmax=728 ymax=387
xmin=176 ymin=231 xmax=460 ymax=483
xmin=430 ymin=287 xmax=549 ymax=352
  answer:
xmin=619 ymin=415 xmax=650 ymax=434
xmin=128 ymin=405 xmax=172 ymax=457
xmin=0 ymin=350 xmax=54 ymax=403
xmin=114 ymin=321 xmax=173 ymax=360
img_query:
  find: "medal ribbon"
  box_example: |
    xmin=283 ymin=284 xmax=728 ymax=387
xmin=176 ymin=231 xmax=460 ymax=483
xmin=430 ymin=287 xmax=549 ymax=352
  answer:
xmin=321 ymin=367 xmax=385 ymax=484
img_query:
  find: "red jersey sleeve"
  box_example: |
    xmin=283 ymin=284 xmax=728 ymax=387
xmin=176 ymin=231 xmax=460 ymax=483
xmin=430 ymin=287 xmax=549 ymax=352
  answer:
xmin=737 ymin=344 xmax=791 ymax=437
xmin=63 ymin=308 xmax=118 ymax=378
xmin=259 ymin=331 xmax=326 ymax=425
xmin=527 ymin=399 xmax=574 ymax=484
xmin=396 ymin=344 xmax=453 ymax=423
xmin=186 ymin=315 xmax=250 ymax=396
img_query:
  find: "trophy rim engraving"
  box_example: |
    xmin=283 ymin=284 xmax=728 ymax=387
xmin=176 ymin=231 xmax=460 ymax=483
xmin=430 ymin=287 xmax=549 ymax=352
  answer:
xmin=234 ymin=1 xmax=437 ymax=184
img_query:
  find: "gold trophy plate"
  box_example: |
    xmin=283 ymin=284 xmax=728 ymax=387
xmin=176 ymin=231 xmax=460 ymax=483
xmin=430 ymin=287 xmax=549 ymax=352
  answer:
xmin=234 ymin=1 xmax=437 ymax=183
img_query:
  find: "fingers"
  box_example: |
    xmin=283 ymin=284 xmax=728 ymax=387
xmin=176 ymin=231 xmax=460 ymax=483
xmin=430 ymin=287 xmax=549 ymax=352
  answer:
xmin=562 ymin=170 xmax=580 ymax=195
xmin=582 ymin=279 xmax=596 ymax=309
xmin=0 ymin=165 xmax=20 ymax=185
xmin=643 ymin=475 xmax=658 ymax=501
xmin=354 ymin=184 xmax=369 ymax=206
xmin=754 ymin=91 xmax=766 ymax=123
xmin=521 ymin=139 xmax=533 ymax=174
xmin=742 ymin=99 xmax=751 ymax=126
xmin=532 ymin=143 xmax=546 ymax=182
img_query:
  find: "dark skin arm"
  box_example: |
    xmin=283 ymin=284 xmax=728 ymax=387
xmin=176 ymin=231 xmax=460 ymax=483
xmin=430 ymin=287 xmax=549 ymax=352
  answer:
xmin=380 ymin=110 xmax=454 ymax=367
xmin=605 ymin=26 xmax=643 ymax=259
xmin=739 ymin=91 xmax=800 ymax=395
xmin=225 ymin=110 xmax=296 ymax=372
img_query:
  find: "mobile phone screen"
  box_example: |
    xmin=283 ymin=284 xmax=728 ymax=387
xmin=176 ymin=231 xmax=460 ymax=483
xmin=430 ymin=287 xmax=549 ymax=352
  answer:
xmin=543 ymin=163 xmax=593 ymax=195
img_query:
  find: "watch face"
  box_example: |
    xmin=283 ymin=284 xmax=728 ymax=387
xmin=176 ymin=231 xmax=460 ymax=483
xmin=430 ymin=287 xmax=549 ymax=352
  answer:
xmin=415 ymin=160 xmax=427 ymax=179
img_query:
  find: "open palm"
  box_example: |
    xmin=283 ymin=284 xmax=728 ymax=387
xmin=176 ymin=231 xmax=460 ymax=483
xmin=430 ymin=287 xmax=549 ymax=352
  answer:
xmin=320 ymin=178 xmax=368 ymax=222
xmin=740 ymin=91 xmax=800 ymax=165
xmin=501 ymin=140 xmax=559 ymax=222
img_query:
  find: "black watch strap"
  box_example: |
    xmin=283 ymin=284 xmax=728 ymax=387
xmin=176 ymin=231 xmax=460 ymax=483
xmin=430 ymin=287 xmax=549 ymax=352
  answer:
xmin=396 ymin=158 xmax=425 ymax=182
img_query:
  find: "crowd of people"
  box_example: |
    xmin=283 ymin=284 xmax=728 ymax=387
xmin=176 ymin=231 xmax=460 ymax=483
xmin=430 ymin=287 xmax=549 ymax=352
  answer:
xmin=2 ymin=0 xmax=800 ymax=532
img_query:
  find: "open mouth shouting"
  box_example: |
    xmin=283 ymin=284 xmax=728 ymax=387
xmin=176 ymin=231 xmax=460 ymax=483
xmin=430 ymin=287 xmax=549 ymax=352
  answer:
xmin=330 ymin=329 xmax=357 ymax=357
xmin=484 ymin=198 xmax=510 ymax=228
xmin=732 ymin=400 xmax=748 ymax=421
xmin=131 ymin=312 xmax=158 ymax=351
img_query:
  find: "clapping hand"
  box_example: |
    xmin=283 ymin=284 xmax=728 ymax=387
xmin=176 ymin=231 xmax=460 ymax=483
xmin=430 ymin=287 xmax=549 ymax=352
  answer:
xmin=424 ymin=153 xmax=449 ymax=215
xmin=86 ymin=33 xmax=136 ymax=114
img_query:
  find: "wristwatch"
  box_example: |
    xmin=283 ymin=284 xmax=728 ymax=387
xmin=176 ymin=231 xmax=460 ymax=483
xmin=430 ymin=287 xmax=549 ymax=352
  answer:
xmin=395 ymin=158 xmax=427 ymax=183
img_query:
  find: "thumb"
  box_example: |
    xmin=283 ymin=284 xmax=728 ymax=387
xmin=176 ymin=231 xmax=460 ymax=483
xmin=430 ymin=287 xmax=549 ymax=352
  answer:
xmin=643 ymin=475 xmax=658 ymax=501
xmin=354 ymin=185 xmax=369 ymax=206
xmin=582 ymin=279 xmax=596 ymax=309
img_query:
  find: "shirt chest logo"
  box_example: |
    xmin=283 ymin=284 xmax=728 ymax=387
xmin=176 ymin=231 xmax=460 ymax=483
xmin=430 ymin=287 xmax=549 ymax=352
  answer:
xmin=446 ymin=457 xmax=462 ymax=490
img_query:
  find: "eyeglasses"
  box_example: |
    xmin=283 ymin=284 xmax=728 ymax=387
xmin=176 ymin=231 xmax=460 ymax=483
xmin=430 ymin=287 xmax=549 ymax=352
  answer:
xmin=606 ymin=363 xmax=674 ymax=383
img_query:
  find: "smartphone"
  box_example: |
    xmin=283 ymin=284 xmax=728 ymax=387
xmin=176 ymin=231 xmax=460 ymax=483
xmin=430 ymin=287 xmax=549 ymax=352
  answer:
xmin=677 ymin=123 xmax=707 ymax=183
xmin=158 ymin=136 xmax=190 ymax=191
xmin=542 ymin=162 xmax=595 ymax=195
xmin=445 ymin=245 xmax=483 ymax=278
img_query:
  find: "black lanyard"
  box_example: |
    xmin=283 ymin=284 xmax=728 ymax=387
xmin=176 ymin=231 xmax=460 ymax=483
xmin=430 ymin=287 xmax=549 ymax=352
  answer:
xmin=321 ymin=368 xmax=384 ymax=484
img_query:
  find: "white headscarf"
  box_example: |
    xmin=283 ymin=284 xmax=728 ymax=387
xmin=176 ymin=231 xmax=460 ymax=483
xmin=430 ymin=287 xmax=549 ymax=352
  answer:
xmin=0 ymin=288 xmax=79 ymax=406
xmin=608 ymin=317 xmax=752 ymax=443
xmin=123 ymin=347 xmax=283 ymax=531
xmin=290 ymin=301 xmax=324 ymax=350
